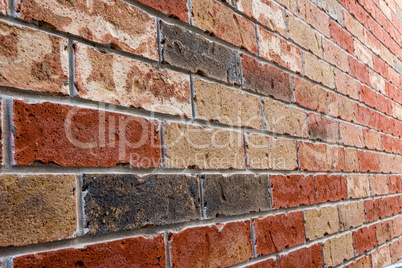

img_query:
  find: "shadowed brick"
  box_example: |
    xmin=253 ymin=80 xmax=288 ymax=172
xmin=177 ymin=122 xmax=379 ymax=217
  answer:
xmin=308 ymin=113 xmax=339 ymax=143
xmin=136 ymin=0 xmax=189 ymax=22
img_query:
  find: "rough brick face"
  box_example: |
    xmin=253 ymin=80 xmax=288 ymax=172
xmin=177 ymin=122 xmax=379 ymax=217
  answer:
xmin=353 ymin=225 xmax=377 ymax=255
xmin=346 ymin=175 xmax=370 ymax=198
xmin=308 ymin=113 xmax=339 ymax=143
xmin=324 ymin=233 xmax=354 ymax=267
xmin=316 ymin=174 xmax=347 ymax=202
xmin=136 ymin=0 xmax=189 ymax=22
xmin=304 ymin=53 xmax=335 ymax=88
xmin=305 ymin=206 xmax=340 ymax=239
xmin=372 ymin=246 xmax=392 ymax=268
xmin=376 ymin=220 xmax=394 ymax=244
xmin=365 ymin=198 xmax=386 ymax=222
xmin=328 ymin=92 xmax=355 ymax=122
xmin=293 ymin=77 xmax=328 ymax=113
xmin=298 ymin=142 xmax=333 ymax=171
xmin=13 ymin=100 xmax=161 ymax=167
xmin=339 ymin=201 xmax=366 ymax=229
xmin=359 ymin=151 xmax=380 ymax=172
xmin=384 ymin=196 xmax=401 ymax=216
xmin=278 ymin=244 xmax=324 ymax=268
xmin=333 ymin=147 xmax=360 ymax=172
xmin=271 ymin=175 xmax=316 ymax=208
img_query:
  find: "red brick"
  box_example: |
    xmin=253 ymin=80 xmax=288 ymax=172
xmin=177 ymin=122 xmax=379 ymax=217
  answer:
xmin=330 ymin=20 xmax=354 ymax=53
xmin=384 ymin=196 xmax=400 ymax=216
xmin=360 ymin=84 xmax=378 ymax=109
xmin=390 ymin=238 xmax=402 ymax=262
xmin=354 ymin=103 xmax=374 ymax=128
xmin=365 ymin=198 xmax=386 ymax=222
xmin=335 ymin=70 xmax=359 ymax=100
xmin=350 ymin=57 xmax=370 ymax=85
xmin=382 ymin=134 xmax=397 ymax=154
xmin=388 ymin=175 xmax=402 ymax=193
xmin=340 ymin=122 xmax=365 ymax=147
xmin=308 ymin=113 xmax=339 ymax=143
xmin=245 ymin=259 xmax=277 ymax=268
xmin=323 ymin=39 xmax=349 ymax=72
xmin=13 ymin=100 xmax=161 ymax=167
xmin=278 ymin=244 xmax=324 ymax=268
xmin=242 ymin=54 xmax=292 ymax=102
xmin=386 ymin=82 xmax=399 ymax=102
xmin=358 ymin=151 xmax=380 ymax=172
xmin=373 ymin=55 xmax=388 ymax=78
xmin=137 ymin=0 xmax=188 ymax=22
xmin=376 ymin=220 xmax=394 ymax=244
xmin=15 ymin=0 xmax=158 ymax=60
xmin=258 ymin=27 xmax=302 ymax=73
xmin=353 ymin=225 xmax=377 ymax=255
xmin=378 ymin=154 xmax=395 ymax=173
xmin=271 ymin=175 xmax=316 ymax=208
xmin=378 ymin=94 xmax=393 ymax=115
xmin=364 ymin=129 xmax=382 ymax=150
xmin=0 ymin=21 xmax=68 ymax=95
xmin=393 ymin=216 xmax=402 ymax=236
xmin=297 ymin=0 xmax=330 ymax=36
xmin=390 ymin=119 xmax=402 ymax=137
xmin=171 ymin=222 xmax=252 ymax=267
xmin=254 ymin=211 xmax=305 ymax=256
xmin=298 ymin=142 xmax=333 ymax=171
xmin=294 ymin=77 xmax=328 ymax=113
xmin=346 ymin=255 xmax=372 ymax=268
xmin=328 ymin=92 xmax=354 ymax=122
xmin=371 ymin=246 xmax=391 ymax=268
xmin=350 ymin=0 xmax=368 ymax=26
xmin=370 ymin=175 xmax=389 ymax=195
xmin=14 ymin=234 xmax=166 ymax=267
xmin=333 ymin=147 xmax=360 ymax=172
xmin=374 ymin=112 xmax=390 ymax=133
xmin=365 ymin=30 xmax=381 ymax=56
xmin=316 ymin=174 xmax=347 ymax=202
xmin=192 ymin=0 xmax=257 ymax=54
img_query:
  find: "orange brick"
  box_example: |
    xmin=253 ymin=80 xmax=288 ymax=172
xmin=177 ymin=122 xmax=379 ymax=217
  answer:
xmin=334 ymin=69 xmax=359 ymax=100
xmin=340 ymin=122 xmax=365 ymax=147
xmin=298 ymin=142 xmax=333 ymax=171
xmin=293 ymin=77 xmax=328 ymax=113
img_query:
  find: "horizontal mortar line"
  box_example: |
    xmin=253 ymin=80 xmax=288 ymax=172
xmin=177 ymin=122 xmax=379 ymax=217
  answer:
xmin=0 ymin=191 xmax=401 ymax=259
xmin=1 ymin=86 xmax=402 ymax=159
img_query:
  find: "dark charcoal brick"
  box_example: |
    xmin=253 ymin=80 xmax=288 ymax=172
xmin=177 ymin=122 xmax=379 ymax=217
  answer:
xmin=203 ymin=174 xmax=270 ymax=218
xmin=83 ymin=174 xmax=201 ymax=234
xmin=160 ymin=21 xmax=241 ymax=85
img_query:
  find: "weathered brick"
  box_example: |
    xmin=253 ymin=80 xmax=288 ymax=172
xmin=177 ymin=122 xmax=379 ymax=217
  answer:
xmin=360 ymin=84 xmax=378 ymax=109
xmin=391 ymin=238 xmax=402 ymax=262
xmin=13 ymin=100 xmax=161 ymax=167
xmin=371 ymin=246 xmax=392 ymax=268
xmin=297 ymin=0 xmax=330 ymax=36
xmin=376 ymin=220 xmax=394 ymax=244
xmin=192 ymin=0 xmax=257 ymax=54
xmin=271 ymin=175 xmax=315 ymax=208
xmin=350 ymin=0 xmax=368 ymax=26
xmin=15 ymin=0 xmax=157 ymax=60
xmin=298 ymin=142 xmax=333 ymax=171
xmin=393 ymin=102 xmax=402 ymax=120
xmin=354 ymin=40 xmax=373 ymax=68
xmin=359 ymin=151 xmax=380 ymax=172
xmin=0 ymin=21 xmax=68 ymax=94
xmin=394 ymin=216 xmax=402 ymax=237
xmin=262 ymin=98 xmax=308 ymax=137
xmin=317 ymin=0 xmax=344 ymax=24
xmin=374 ymin=112 xmax=390 ymax=132
xmin=0 ymin=0 xmax=6 ymax=14
xmin=278 ymin=244 xmax=324 ymax=268
xmin=353 ymin=225 xmax=377 ymax=255
xmin=14 ymin=234 xmax=166 ymax=267
xmin=137 ymin=0 xmax=188 ymax=22
xmin=323 ymin=233 xmax=354 ymax=267
xmin=328 ymin=92 xmax=354 ymax=122
xmin=254 ymin=211 xmax=305 ymax=256
xmin=346 ymin=255 xmax=372 ymax=268
xmin=323 ymin=39 xmax=349 ymax=72
xmin=308 ymin=113 xmax=339 ymax=143
xmin=350 ymin=56 xmax=370 ymax=85
xmin=242 ymin=55 xmax=292 ymax=102
xmin=370 ymin=175 xmax=389 ymax=195
xmin=396 ymin=156 xmax=402 ymax=173
xmin=384 ymin=196 xmax=400 ymax=216
xmin=304 ymin=53 xmax=335 ymax=88
xmin=246 ymin=134 xmax=298 ymax=170
xmin=164 ymin=123 xmax=245 ymax=169
xmin=75 ymin=43 xmax=191 ymax=117
xmin=245 ymin=258 xmax=277 ymax=268
xmin=330 ymin=20 xmax=353 ymax=53
xmin=365 ymin=198 xmax=386 ymax=222
xmin=378 ymin=153 xmax=395 ymax=173
xmin=170 ymin=222 xmax=252 ymax=267
xmin=305 ymin=206 xmax=340 ymax=239
xmin=344 ymin=11 xmax=365 ymax=41
xmin=373 ymin=55 xmax=388 ymax=78
xmin=378 ymin=95 xmax=393 ymax=116
xmin=160 ymin=22 xmax=241 ymax=84
xmin=237 ymin=0 xmax=287 ymax=36
xmin=388 ymin=175 xmax=402 ymax=193
xmin=258 ymin=27 xmax=302 ymax=73
xmin=316 ymin=174 xmax=347 ymax=202
xmin=390 ymin=119 xmax=402 ymax=137
xmin=340 ymin=122 xmax=365 ymax=147
xmin=346 ymin=175 xmax=370 ymax=198
xmin=287 ymin=13 xmax=323 ymax=57
xmin=333 ymin=147 xmax=360 ymax=172
xmin=365 ymin=30 xmax=381 ymax=56
xmin=335 ymin=70 xmax=359 ymax=100
xmin=354 ymin=103 xmax=375 ymax=128
xmin=203 ymin=174 xmax=270 ymax=218
xmin=293 ymin=77 xmax=328 ymax=113
xmin=83 ymin=174 xmax=200 ymax=234
xmin=0 ymin=174 xmax=76 ymax=248
xmin=194 ymin=78 xmax=262 ymax=129
xmin=339 ymin=201 xmax=365 ymax=229
xmin=382 ymin=134 xmax=397 ymax=154
xmin=363 ymin=129 xmax=382 ymax=150
xmin=370 ymin=70 xmax=386 ymax=94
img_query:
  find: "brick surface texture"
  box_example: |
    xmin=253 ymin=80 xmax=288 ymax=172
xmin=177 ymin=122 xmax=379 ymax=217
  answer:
xmin=1 ymin=0 xmax=402 ymax=265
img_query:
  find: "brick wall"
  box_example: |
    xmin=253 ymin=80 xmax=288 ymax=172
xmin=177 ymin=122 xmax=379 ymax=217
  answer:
xmin=0 ymin=0 xmax=401 ymax=266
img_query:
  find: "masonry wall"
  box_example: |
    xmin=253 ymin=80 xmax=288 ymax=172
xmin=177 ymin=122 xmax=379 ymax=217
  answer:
xmin=0 ymin=0 xmax=402 ymax=267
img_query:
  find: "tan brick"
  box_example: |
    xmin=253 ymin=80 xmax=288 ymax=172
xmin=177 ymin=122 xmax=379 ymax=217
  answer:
xmin=323 ymin=39 xmax=349 ymax=72
xmin=376 ymin=220 xmax=394 ymax=244
xmin=287 ymin=14 xmax=323 ymax=57
xmin=334 ymin=69 xmax=359 ymax=100
xmin=324 ymin=233 xmax=354 ymax=267
xmin=75 ymin=43 xmax=191 ymax=117
xmin=317 ymin=0 xmax=344 ymax=25
xmin=304 ymin=53 xmax=335 ymax=88
xmin=328 ymin=92 xmax=354 ymax=122
xmin=370 ymin=175 xmax=389 ymax=195
xmin=305 ymin=206 xmax=340 ymax=239
xmin=298 ymin=142 xmax=333 ymax=171
xmin=0 ymin=0 xmax=6 ymax=14
xmin=246 ymin=134 xmax=298 ymax=170
xmin=262 ymin=98 xmax=308 ymax=138
xmin=339 ymin=202 xmax=365 ymax=229
xmin=15 ymin=0 xmax=157 ymax=60
xmin=258 ymin=27 xmax=302 ymax=73
xmin=297 ymin=0 xmax=330 ymax=36
xmin=380 ymin=44 xmax=393 ymax=67
xmin=369 ymin=70 xmax=386 ymax=94
xmin=340 ymin=122 xmax=365 ymax=148
xmin=363 ymin=129 xmax=382 ymax=150
xmin=344 ymin=11 xmax=364 ymax=42
xmin=393 ymin=216 xmax=402 ymax=237
xmin=378 ymin=154 xmax=395 ymax=174
xmin=0 ymin=21 xmax=68 ymax=95
xmin=237 ymin=0 xmax=287 ymax=37
xmin=165 ymin=123 xmax=245 ymax=169
xmin=194 ymin=78 xmax=262 ymax=129
xmin=0 ymin=174 xmax=76 ymax=247
xmin=354 ymin=40 xmax=373 ymax=68
xmin=346 ymin=175 xmax=370 ymax=198
xmin=372 ymin=246 xmax=392 ymax=268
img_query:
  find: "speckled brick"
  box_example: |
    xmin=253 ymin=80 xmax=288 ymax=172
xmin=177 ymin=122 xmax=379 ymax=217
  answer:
xmin=370 ymin=175 xmax=389 ymax=195
xmin=389 ymin=175 xmax=402 ymax=193
xmin=347 ymin=255 xmax=372 ymax=268
xmin=376 ymin=220 xmax=394 ymax=244
xmin=323 ymin=233 xmax=354 ymax=267
xmin=372 ymin=246 xmax=392 ymax=268
xmin=308 ymin=113 xmax=339 ymax=143
xmin=339 ymin=201 xmax=365 ymax=229
xmin=298 ymin=142 xmax=333 ymax=171
xmin=353 ymin=225 xmax=377 ymax=255
xmin=305 ymin=206 xmax=340 ymax=239
xmin=384 ymin=196 xmax=400 ymax=216
xmin=365 ymin=198 xmax=386 ymax=222
xmin=333 ymin=147 xmax=360 ymax=172
xmin=136 ymin=0 xmax=188 ymax=22
xmin=293 ymin=77 xmax=328 ymax=113
xmin=316 ymin=175 xmax=347 ymax=202
xmin=346 ymin=175 xmax=370 ymax=198
xmin=278 ymin=244 xmax=324 ymax=268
